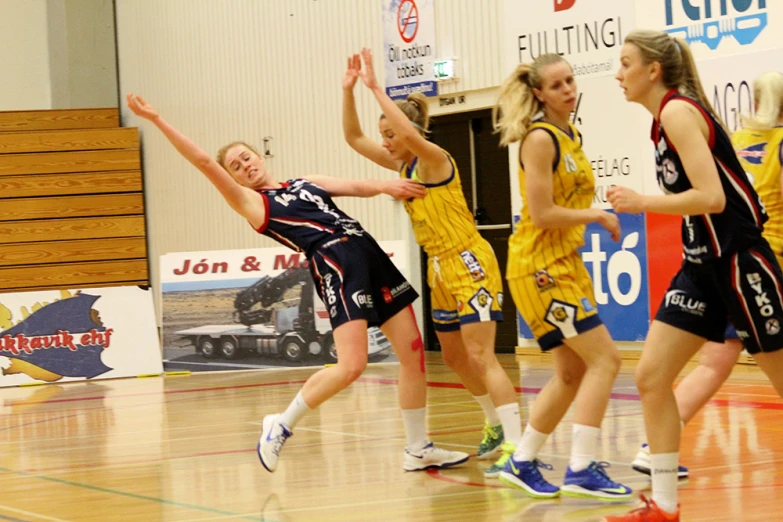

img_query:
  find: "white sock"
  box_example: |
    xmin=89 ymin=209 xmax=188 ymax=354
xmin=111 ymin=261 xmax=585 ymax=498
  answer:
xmin=570 ymin=424 xmax=600 ymax=471
xmin=277 ymin=391 xmax=312 ymax=430
xmin=651 ymin=452 xmax=679 ymax=514
xmin=513 ymin=423 xmax=548 ymax=461
xmin=473 ymin=394 xmax=501 ymax=426
xmin=495 ymin=402 xmax=522 ymax=443
xmin=401 ymin=407 xmax=428 ymax=451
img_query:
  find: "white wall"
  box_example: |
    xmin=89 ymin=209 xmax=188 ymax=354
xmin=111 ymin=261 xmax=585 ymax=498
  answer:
xmin=0 ymin=0 xmax=51 ymax=110
xmin=114 ymin=0 xmax=510 ymax=321
xmin=0 ymin=0 xmax=118 ymax=111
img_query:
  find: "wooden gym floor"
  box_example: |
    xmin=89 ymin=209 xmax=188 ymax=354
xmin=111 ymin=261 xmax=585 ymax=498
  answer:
xmin=0 ymin=352 xmax=781 ymax=521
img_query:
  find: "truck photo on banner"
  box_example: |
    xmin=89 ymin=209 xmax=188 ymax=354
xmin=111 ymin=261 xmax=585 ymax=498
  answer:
xmin=160 ymin=242 xmax=408 ymax=372
xmin=0 ymin=286 xmax=161 ymax=388
xmin=381 ymin=0 xmax=437 ymax=100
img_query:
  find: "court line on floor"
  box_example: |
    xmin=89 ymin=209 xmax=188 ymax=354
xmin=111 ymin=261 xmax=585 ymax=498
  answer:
xmin=0 ymin=466 xmax=274 ymax=522
xmin=0 ymin=504 xmax=69 ymax=522
xmin=10 ymin=374 xmax=782 ymax=413
xmin=0 ymin=512 xmax=28 ymax=522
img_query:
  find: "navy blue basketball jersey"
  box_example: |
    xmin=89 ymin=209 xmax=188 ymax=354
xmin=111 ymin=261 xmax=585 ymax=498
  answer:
xmin=652 ymin=90 xmax=767 ymax=263
xmin=254 ymin=179 xmax=365 ymax=255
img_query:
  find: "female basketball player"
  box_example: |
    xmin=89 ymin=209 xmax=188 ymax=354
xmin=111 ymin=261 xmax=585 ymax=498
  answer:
xmin=606 ymin=32 xmax=783 ymax=522
xmin=632 ymin=71 xmax=783 ymax=482
xmin=491 ymin=53 xmax=631 ymax=501
xmin=342 ymin=50 xmax=522 ymax=472
xmin=126 ymin=93 xmax=469 ymax=474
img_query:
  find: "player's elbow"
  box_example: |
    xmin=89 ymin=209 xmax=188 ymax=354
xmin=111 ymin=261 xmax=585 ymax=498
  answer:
xmin=707 ymin=191 xmax=726 ymax=214
xmin=530 ymin=209 xmax=550 ymax=229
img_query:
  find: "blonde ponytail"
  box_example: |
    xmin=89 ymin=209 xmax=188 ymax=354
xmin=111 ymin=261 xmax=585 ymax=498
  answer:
xmin=493 ymin=54 xmax=567 ymax=146
xmin=741 ymin=71 xmax=783 ymax=131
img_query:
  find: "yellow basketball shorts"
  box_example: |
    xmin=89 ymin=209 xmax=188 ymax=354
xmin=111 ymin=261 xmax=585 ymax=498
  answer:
xmin=508 ymin=252 xmax=602 ymax=350
xmin=428 ymin=239 xmax=503 ymax=332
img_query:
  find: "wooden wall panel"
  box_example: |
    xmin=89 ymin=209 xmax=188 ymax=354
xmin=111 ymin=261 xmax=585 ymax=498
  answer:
xmin=0 ymin=171 xmax=142 ymax=197
xmin=0 ymin=108 xmax=149 ymax=290
xmin=0 ymin=238 xmax=147 ymax=267
xmin=0 ymin=216 xmax=146 ymax=244
xmin=1 ymin=194 xmax=145 ymax=221
xmin=0 ymin=108 xmax=119 ymax=132
xmin=0 ymin=128 xmax=138 ymax=154
xmin=0 ymin=149 xmax=140 ymax=176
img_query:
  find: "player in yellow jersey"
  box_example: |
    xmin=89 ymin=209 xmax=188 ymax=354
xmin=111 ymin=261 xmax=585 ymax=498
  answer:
xmin=342 ymin=49 xmax=523 ymax=471
xmin=492 ymin=53 xmax=631 ymax=500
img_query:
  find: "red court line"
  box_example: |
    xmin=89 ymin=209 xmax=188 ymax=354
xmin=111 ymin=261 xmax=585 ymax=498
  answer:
xmin=7 ymin=379 xmax=308 ymax=407
xmin=11 ymin=376 xmax=783 ymax=414
xmin=356 ymin=377 xmax=642 ymax=401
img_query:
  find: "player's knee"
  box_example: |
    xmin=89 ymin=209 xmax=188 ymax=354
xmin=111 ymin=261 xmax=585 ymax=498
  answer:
xmin=440 ymin=344 xmax=463 ymax=370
xmin=635 ymin=362 xmax=664 ymax=396
xmin=338 ymin=356 xmax=367 ymax=384
xmin=555 ymin=364 xmax=584 ymax=388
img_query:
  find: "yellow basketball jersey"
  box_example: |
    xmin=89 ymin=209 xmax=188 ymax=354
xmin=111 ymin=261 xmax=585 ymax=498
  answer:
xmin=400 ymin=151 xmax=481 ymax=257
xmin=508 ymin=121 xmax=594 ymax=278
xmin=732 ymin=127 xmax=783 ymax=252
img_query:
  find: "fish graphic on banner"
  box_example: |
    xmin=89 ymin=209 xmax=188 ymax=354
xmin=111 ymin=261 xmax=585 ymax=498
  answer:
xmin=0 ymin=293 xmax=113 ymax=381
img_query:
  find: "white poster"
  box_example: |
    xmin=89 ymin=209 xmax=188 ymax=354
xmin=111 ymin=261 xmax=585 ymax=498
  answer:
xmin=382 ymin=0 xmax=437 ymax=100
xmin=696 ymin=48 xmax=782 ymax=134
xmin=502 ymin=0 xmax=636 ymax=78
xmin=160 ymin=242 xmax=408 ymax=371
xmin=0 ymin=286 xmax=161 ymax=388
xmin=634 ymin=0 xmax=780 ymax=59
xmin=572 ymin=74 xmax=652 ymax=207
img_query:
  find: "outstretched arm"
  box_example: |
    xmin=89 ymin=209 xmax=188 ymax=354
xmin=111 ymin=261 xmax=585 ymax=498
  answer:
xmin=343 ymin=54 xmax=400 ymax=171
xmin=358 ymin=48 xmax=449 ymax=180
xmin=305 ymin=175 xmax=425 ymax=199
xmin=126 ymin=93 xmax=266 ymax=228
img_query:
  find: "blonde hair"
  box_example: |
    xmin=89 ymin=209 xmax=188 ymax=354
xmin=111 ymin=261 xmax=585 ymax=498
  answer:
xmin=625 ymin=29 xmax=724 ymax=127
xmin=741 ymin=71 xmax=783 ymax=131
xmin=382 ymin=91 xmax=431 ymax=134
xmin=493 ymin=53 xmax=568 ymax=146
xmin=216 ymin=141 xmax=260 ymax=170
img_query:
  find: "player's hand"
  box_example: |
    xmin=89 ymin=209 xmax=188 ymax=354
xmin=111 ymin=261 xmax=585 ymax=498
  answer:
xmin=343 ymin=54 xmax=361 ymax=90
xmin=126 ymin=93 xmax=159 ymax=121
xmin=383 ymin=179 xmax=426 ymax=200
xmin=596 ymin=210 xmax=621 ymax=242
xmin=359 ymin=48 xmax=380 ymax=90
xmin=607 ymin=185 xmax=645 ymax=214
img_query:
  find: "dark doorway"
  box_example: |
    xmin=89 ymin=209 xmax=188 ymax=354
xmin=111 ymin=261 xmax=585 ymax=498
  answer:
xmin=422 ymin=108 xmax=516 ymax=352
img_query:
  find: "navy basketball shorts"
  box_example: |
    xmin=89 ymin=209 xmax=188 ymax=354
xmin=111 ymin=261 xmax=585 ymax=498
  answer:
xmin=308 ymin=234 xmax=419 ymax=330
xmin=655 ymin=239 xmax=783 ymax=354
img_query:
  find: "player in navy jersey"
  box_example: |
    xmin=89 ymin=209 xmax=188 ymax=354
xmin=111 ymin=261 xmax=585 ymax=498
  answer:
xmin=604 ymin=31 xmax=783 ymax=522
xmin=126 ymin=94 xmax=470 ymax=474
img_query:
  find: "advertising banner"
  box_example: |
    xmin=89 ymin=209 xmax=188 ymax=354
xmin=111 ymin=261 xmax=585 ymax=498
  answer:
xmin=382 ymin=0 xmax=437 ymax=100
xmin=0 ymin=286 xmax=161 ymax=388
xmin=160 ymin=242 xmax=408 ymax=371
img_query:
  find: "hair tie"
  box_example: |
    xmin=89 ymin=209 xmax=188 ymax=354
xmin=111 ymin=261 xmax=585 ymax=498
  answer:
xmin=410 ymin=121 xmax=424 ymax=131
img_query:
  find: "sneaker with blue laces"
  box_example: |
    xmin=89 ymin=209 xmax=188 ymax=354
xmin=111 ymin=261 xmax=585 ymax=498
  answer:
xmin=498 ymin=457 xmax=561 ymax=498
xmin=257 ymin=414 xmax=292 ymax=473
xmin=632 ymin=443 xmax=689 ymax=480
xmin=484 ymin=441 xmax=516 ymax=478
xmin=561 ymin=461 xmax=633 ymax=500
xmin=477 ymin=420 xmax=505 ymax=460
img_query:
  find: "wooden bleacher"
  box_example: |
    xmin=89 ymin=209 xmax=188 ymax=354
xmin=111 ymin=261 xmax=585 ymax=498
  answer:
xmin=0 ymin=108 xmax=148 ymax=292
